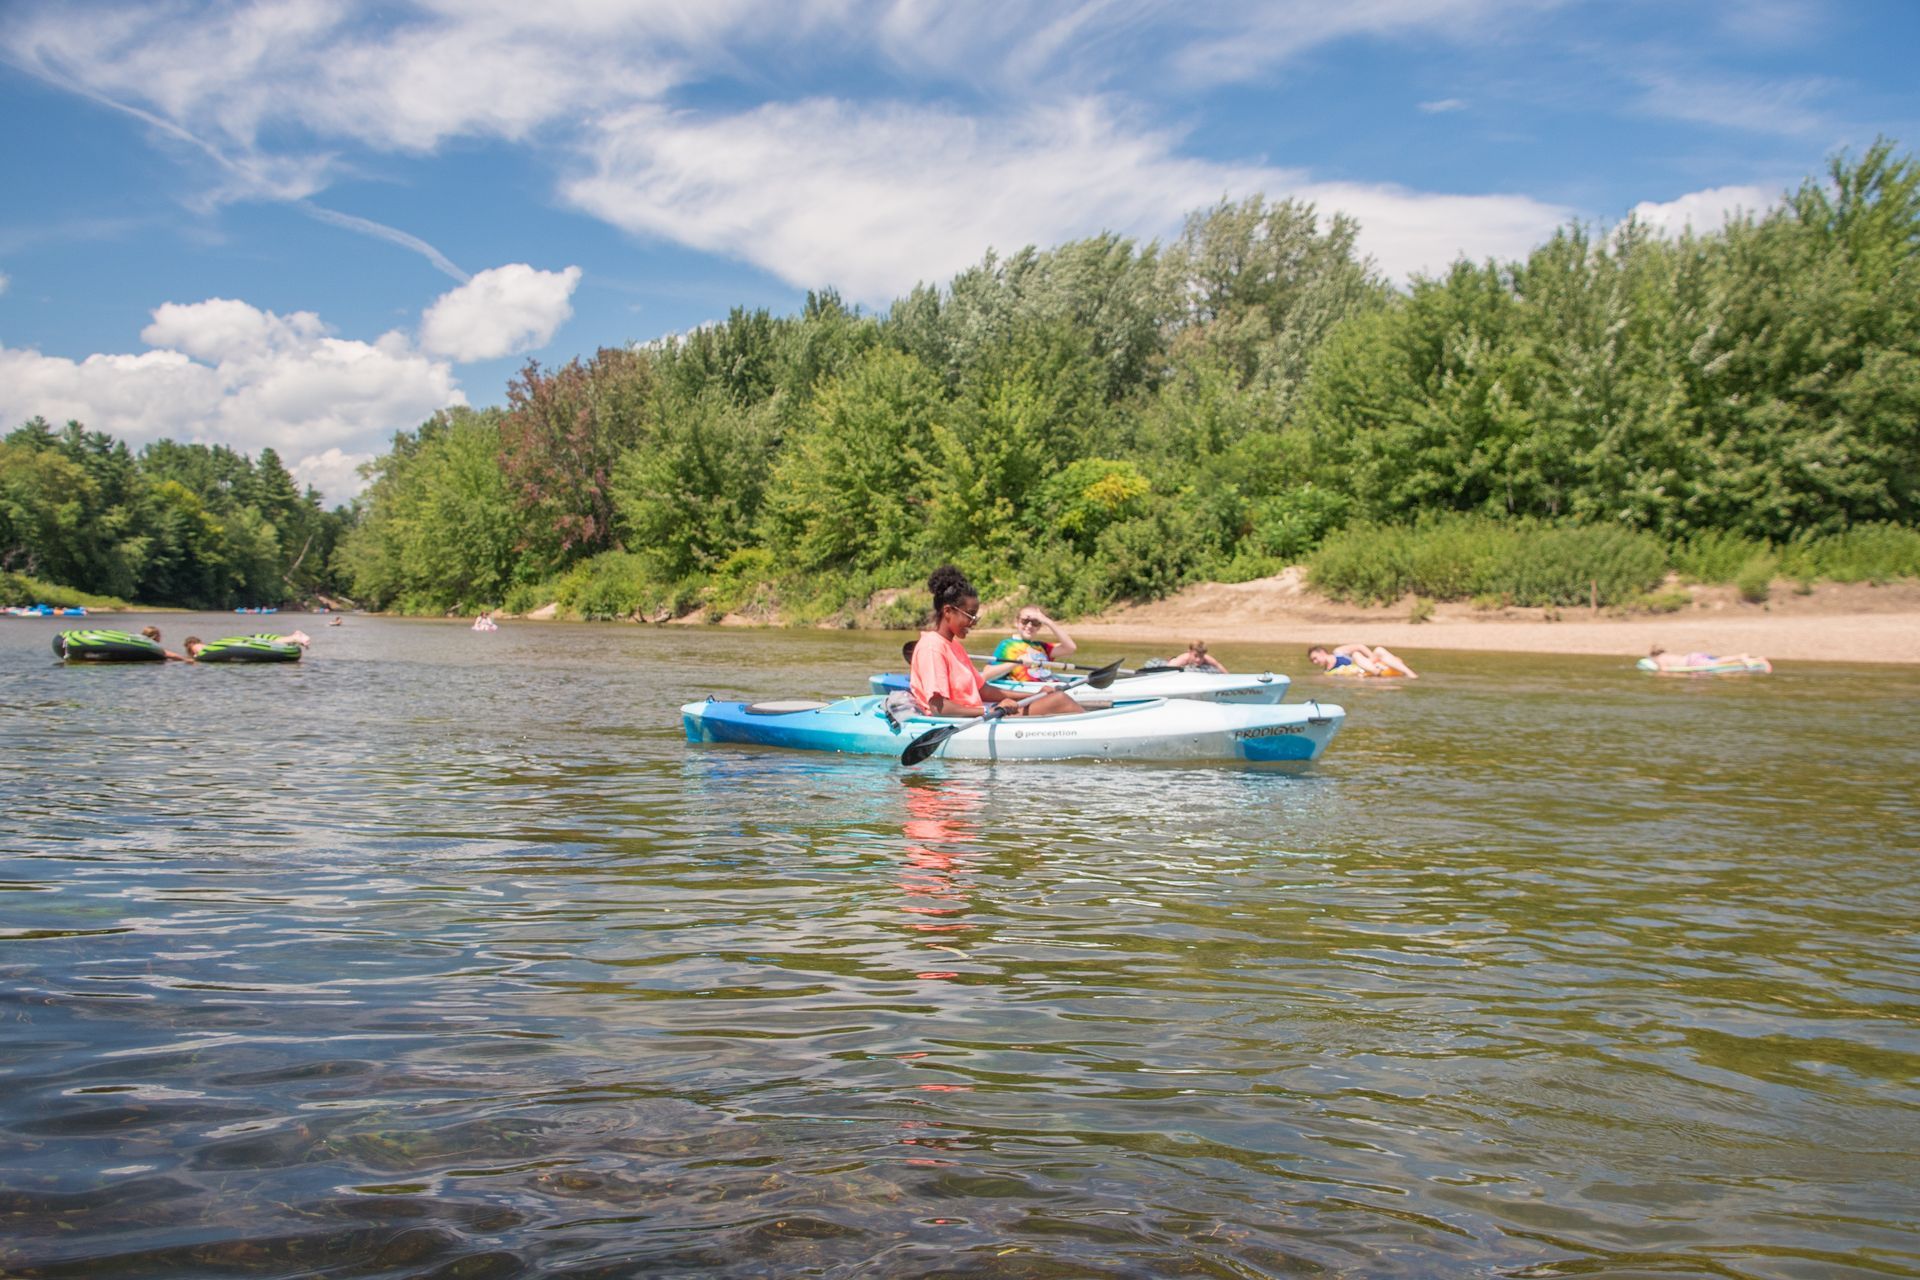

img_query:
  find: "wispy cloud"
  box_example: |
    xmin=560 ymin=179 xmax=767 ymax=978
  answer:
xmin=0 ymin=0 xmax=1842 ymax=346
xmin=298 ymin=203 xmax=469 ymax=282
xmin=565 ymin=96 xmax=1571 ymax=300
xmin=0 ymin=270 xmax=9 ymax=296
xmin=1634 ymin=69 xmax=1835 ymax=138
xmin=1165 ymin=0 xmax=1568 ymax=87
xmin=1712 ymin=0 xmax=1827 ymax=47
xmin=0 ymin=216 xmax=152 ymax=256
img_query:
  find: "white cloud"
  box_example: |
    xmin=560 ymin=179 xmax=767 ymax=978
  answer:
xmin=290 ymin=447 xmax=373 ymax=504
xmin=1419 ymin=98 xmax=1467 ymax=113
xmin=1298 ymin=180 xmax=1571 ymax=278
xmin=565 ymin=96 xmax=1572 ymax=299
xmin=0 ymin=298 xmax=462 ymax=504
xmin=0 ymin=270 xmax=9 ymax=295
xmin=1628 ymin=183 xmax=1779 ymax=236
xmin=420 ymin=264 xmax=582 ymax=361
xmin=0 ymin=0 xmax=755 ymax=183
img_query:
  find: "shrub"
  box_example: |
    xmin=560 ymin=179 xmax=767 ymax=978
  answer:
xmin=1408 ymin=596 xmax=1434 ymax=624
xmin=549 ymin=551 xmax=700 ymax=621
xmin=1778 ymin=523 xmax=1920 ymax=584
xmin=1244 ymin=485 xmax=1350 ymax=562
xmin=706 ymin=548 xmax=780 ymax=618
xmin=1636 ymin=588 xmax=1693 ymax=613
xmin=1470 ymin=592 xmax=1509 ymax=611
xmin=1674 ymin=530 xmax=1771 ymax=583
xmin=0 ymin=571 xmax=128 ymax=610
xmin=1735 ymin=554 xmax=1775 ymax=603
xmin=502 ymin=577 xmax=562 ymax=615
xmin=1308 ymin=516 xmax=1667 ymax=607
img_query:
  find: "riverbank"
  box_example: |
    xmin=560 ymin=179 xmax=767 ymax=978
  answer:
xmin=1071 ymin=571 xmax=1920 ymax=665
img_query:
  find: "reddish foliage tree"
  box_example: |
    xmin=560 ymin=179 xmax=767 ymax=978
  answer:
xmin=499 ymin=347 xmax=655 ymax=570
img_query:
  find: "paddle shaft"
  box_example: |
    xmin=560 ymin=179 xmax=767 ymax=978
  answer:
xmin=900 ymin=658 xmax=1123 ymax=766
xmin=968 ymin=651 xmax=1145 ymax=677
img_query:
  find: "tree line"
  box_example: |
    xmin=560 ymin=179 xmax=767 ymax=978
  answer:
xmin=1 ymin=419 xmax=350 ymax=608
xmin=7 ymin=142 xmax=1917 ymax=618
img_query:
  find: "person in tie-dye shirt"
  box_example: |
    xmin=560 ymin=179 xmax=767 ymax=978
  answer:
xmin=987 ymin=607 xmax=1077 ymax=682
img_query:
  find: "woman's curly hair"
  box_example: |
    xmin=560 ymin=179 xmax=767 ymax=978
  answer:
xmin=928 ymin=565 xmax=975 ymax=619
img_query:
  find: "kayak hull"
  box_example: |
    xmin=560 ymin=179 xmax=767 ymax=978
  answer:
xmin=683 ymin=694 xmax=1344 ymax=764
xmin=868 ymin=669 xmax=1293 ymax=704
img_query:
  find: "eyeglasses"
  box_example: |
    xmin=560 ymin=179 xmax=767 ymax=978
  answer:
xmin=1017 ymin=616 xmax=1042 ymax=627
xmin=946 ymin=604 xmax=979 ymax=624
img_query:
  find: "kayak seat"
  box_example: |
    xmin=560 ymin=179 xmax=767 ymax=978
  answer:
xmin=744 ymin=700 xmax=831 ymax=715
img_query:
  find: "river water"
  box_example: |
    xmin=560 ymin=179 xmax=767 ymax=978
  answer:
xmin=2 ymin=615 xmax=1916 ymax=1279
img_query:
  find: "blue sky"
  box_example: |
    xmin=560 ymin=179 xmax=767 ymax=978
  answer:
xmin=2 ymin=0 xmax=1915 ymax=502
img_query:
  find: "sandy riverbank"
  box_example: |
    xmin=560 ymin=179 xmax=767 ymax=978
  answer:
xmin=1066 ymin=570 xmax=1920 ymax=665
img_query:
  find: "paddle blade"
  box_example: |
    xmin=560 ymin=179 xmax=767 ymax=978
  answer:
xmin=900 ymin=724 xmax=960 ymax=766
xmin=1083 ymin=658 xmax=1124 ymax=690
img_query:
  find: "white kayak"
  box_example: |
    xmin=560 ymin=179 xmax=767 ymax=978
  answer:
xmin=684 ymin=693 xmax=1344 ymax=764
xmin=868 ymin=668 xmax=1292 ymax=705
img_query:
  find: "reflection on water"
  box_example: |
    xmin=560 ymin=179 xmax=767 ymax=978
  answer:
xmin=1 ymin=614 xmax=1917 ymax=1278
xmin=899 ymin=777 xmax=983 ymax=981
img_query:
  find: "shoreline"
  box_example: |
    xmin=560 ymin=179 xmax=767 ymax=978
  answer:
xmin=458 ymin=572 xmax=1920 ymax=666
xmin=1068 ymin=573 xmax=1920 ymax=665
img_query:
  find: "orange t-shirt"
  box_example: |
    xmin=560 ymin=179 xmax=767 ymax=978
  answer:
xmin=909 ymin=632 xmax=984 ymax=714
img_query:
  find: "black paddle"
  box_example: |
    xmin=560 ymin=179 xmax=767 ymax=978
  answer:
xmin=900 ymin=658 xmax=1124 ymax=766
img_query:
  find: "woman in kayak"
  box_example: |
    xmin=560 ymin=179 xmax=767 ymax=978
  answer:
xmin=1307 ymin=642 xmax=1419 ymax=677
xmin=911 ymin=567 xmax=1081 ymax=718
xmin=985 ymin=606 xmax=1077 ymax=681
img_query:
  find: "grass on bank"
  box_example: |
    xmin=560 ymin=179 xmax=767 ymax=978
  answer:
xmin=390 ymin=516 xmax=1920 ymax=624
xmin=1306 ymin=517 xmax=1920 ymax=609
xmin=0 ymin=571 xmax=130 ymax=611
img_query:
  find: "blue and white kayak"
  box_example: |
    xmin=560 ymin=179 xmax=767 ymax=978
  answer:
xmin=683 ymin=694 xmax=1343 ymax=764
xmin=869 ymin=668 xmax=1292 ymax=705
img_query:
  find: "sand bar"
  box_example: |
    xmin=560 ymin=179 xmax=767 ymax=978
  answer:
xmin=1065 ymin=572 xmax=1920 ymax=665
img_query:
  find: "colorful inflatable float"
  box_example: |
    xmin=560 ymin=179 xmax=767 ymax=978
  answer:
xmin=193 ymin=634 xmax=304 ymax=663
xmin=1322 ymin=662 xmax=1413 ymax=679
xmin=52 ymin=629 xmax=164 ymax=661
xmin=1636 ymin=655 xmax=1772 ymax=676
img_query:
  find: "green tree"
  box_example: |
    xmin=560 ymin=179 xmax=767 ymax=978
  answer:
xmin=611 ymin=388 xmax=781 ymax=578
xmin=340 ymin=408 xmax=519 ymax=610
xmin=762 ymin=348 xmax=943 ymax=572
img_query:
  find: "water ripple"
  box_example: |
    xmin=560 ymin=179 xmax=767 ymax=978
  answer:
xmin=1 ymin=618 xmax=1915 ymax=1277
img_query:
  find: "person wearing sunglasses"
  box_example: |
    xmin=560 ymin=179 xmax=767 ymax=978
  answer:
xmin=985 ymin=604 xmax=1078 ymax=682
xmin=909 ymin=566 xmax=1081 ymax=719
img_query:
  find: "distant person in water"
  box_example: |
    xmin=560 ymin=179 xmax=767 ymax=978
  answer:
xmin=140 ymin=625 xmax=192 ymax=662
xmin=328 ymin=616 xmax=344 ymax=626
xmin=1644 ymin=645 xmax=1769 ymax=671
xmin=910 ymin=567 xmax=1082 ymax=718
xmin=1307 ymin=642 xmax=1419 ymax=678
xmin=472 ymin=610 xmax=499 ymax=632
xmin=1166 ymin=640 xmax=1226 ymax=673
